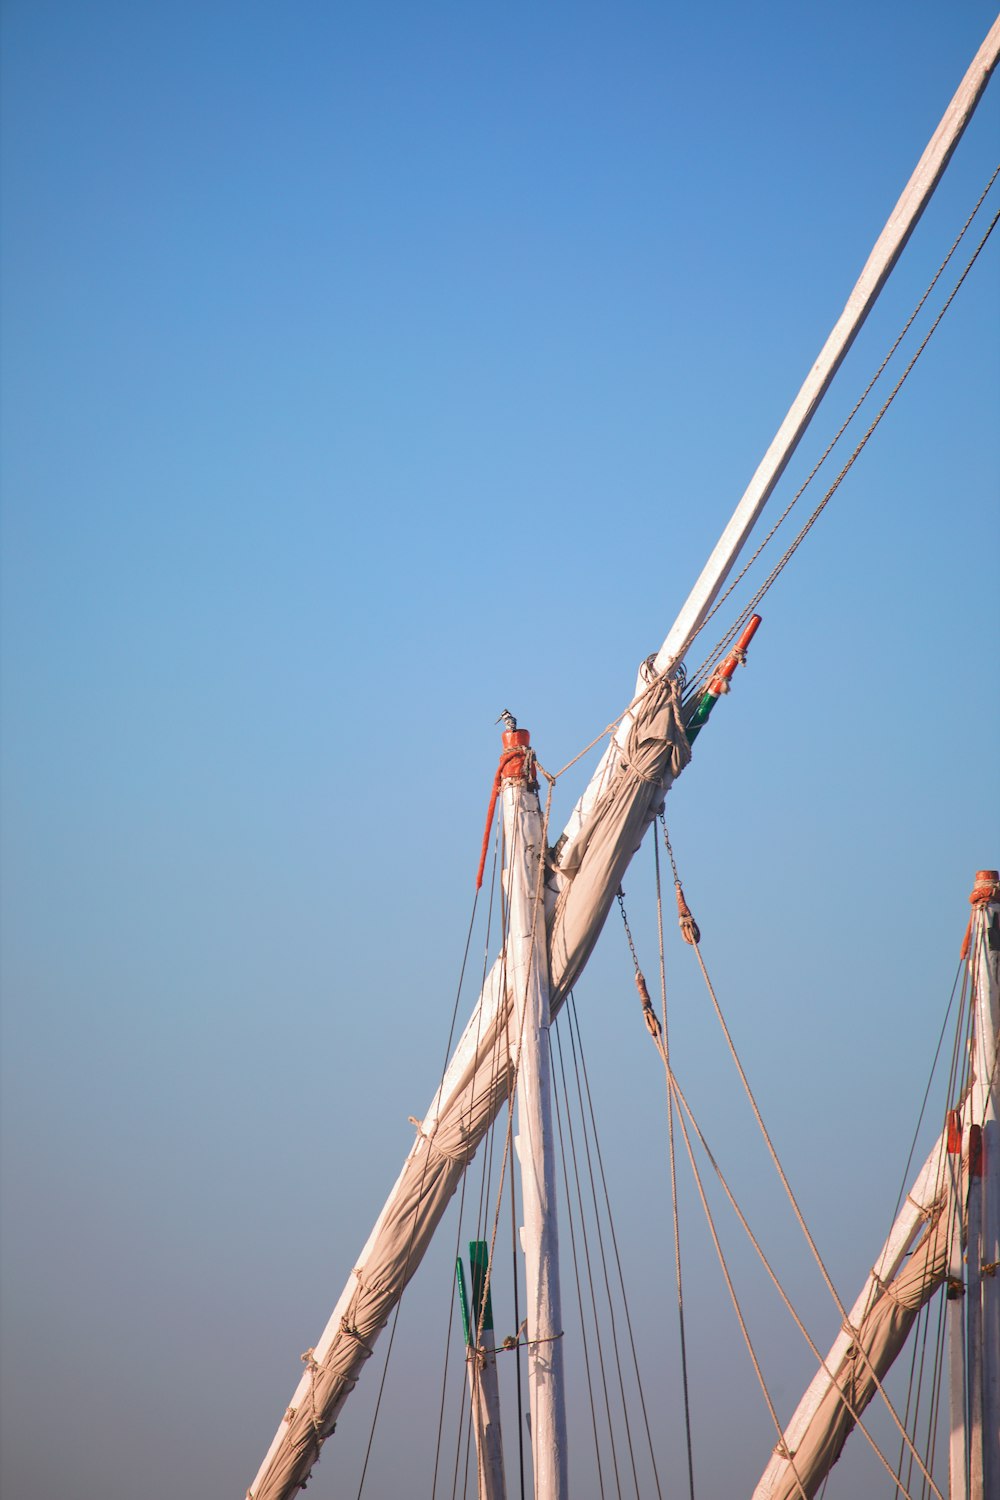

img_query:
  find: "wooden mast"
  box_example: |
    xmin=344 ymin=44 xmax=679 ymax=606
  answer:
xmin=500 ymin=728 xmax=568 ymax=1499
xmin=559 ymin=17 xmax=1000 ymax=858
xmin=967 ymin=871 xmax=1000 ymax=1500
xmin=247 ymin=24 xmax=1000 ymax=1500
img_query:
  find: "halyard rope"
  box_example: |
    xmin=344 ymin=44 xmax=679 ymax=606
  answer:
xmin=652 ymin=830 xmax=696 ymax=1500
xmin=681 ymin=162 xmax=1000 ymax=696
xmin=683 ymin=186 xmax=1000 ymax=701
xmin=567 ymin=995 xmax=666 ymax=1500
xmin=659 ymin=821 xmax=945 ymax=1499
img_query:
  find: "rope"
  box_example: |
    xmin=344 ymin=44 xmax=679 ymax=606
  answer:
xmin=628 ymin=840 xmax=919 ymax=1497
xmin=553 ymin=1017 xmax=626 ymax=1499
xmin=660 ymin=820 xmax=944 ymax=1499
xmin=652 ymin=832 xmax=696 ymax=1500
xmin=667 ymin=1068 xmax=811 ymax=1500
xmin=569 ymin=1008 xmax=634 ymax=1498
xmin=551 ymin=1016 xmax=609 ymax=1499
xmin=681 ymin=167 xmax=1000 ymax=698
xmin=668 ymin=1068 xmax=925 ymax=1499
xmin=567 ymin=995 xmax=665 ymax=1500
xmin=358 ymin=869 xmax=493 ymax=1499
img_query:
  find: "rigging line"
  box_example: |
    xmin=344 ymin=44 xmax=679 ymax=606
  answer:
xmin=470 ymin=794 xmax=522 ymax=1351
xmin=679 ymin=161 xmax=1000 ymax=688
xmin=920 ymin=1288 xmax=949 ymax=1500
xmin=665 ymin=1068 xmax=811 ymax=1500
xmin=359 ymin=835 xmax=497 ymax=1499
xmin=433 ymin=815 xmax=505 ymax=1500
xmin=473 ymin=771 xmax=554 ymax=1352
xmin=652 ymin=829 xmax=696 ymax=1500
xmin=448 ymin=1354 xmax=472 ymax=1500
xmin=457 ymin=1369 xmax=474 ymax=1500
xmin=682 ymin=198 xmax=1000 ymax=703
xmin=551 ymin=1011 xmax=608 ymax=1500
xmin=887 ymin=976 xmax=972 ymax=1500
xmin=855 ymin=958 xmax=968 ymax=1340
xmin=888 ymin=962 xmax=966 ymax=1230
xmin=567 ymin=995 xmax=665 ymax=1500
xmin=662 ymin=823 xmax=944 ymax=1498
xmin=564 ymin=1003 xmax=644 ymax=1499
xmin=470 ymin=766 xmax=558 ymax=1500
xmin=476 ymin=820 xmax=505 ymax=1239
xmin=687 ymin=938 xmax=945 ymax=1498
xmin=553 ymin=1014 xmax=626 ymax=1500
xmin=434 ymin=1154 xmax=473 ymax=1500
xmin=510 ymin=1048 xmax=527 ymax=1500
xmin=894 ymin=1290 xmax=937 ymax=1500
xmin=661 ymin=1060 xmax=920 ymax=1499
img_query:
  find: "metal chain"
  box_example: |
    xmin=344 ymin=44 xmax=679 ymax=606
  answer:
xmin=615 ymin=887 xmax=641 ymax=976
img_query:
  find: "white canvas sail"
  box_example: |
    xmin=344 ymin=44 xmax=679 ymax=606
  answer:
xmin=248 ymin=22 xmax=1000 ymax=1500
xmin=755 ymin=874 xmax=1000 ymax=1499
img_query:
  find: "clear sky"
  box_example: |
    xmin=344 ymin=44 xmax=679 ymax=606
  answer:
xmin=2 ymin=3 xmax=998 ymax=1497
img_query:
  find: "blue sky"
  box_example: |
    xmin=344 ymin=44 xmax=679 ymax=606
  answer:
xmin=2 ymin=4 xmax=998 ymax=1497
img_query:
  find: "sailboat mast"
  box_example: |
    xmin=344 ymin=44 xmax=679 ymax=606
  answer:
xmin=248 ymin=24 xmax=1000 ymax=1500
xmin=501 ymin=728 xmax=568 ymax=1500
xmin=651 ymin=16 xmax=1000 ymax=679
xmin=967 ymin=870 xmax=1000 ymax=1500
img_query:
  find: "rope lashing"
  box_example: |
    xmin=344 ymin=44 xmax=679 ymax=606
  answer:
xmin=474 ymin=716 xmax=538 ymax=889
xmin=675 ymin=885 xmax=700 ymax=946
xmin=684 ymin=615 xmax=762 ymax=743
xmin=634 ymin=966 xmax=662 ymax=1041
xmin=959 ymin=866 xmax=999 ymax=957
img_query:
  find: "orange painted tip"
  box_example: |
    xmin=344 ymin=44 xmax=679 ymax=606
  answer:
xmin=502 ymin=728 xmax=531 ymax=750
xmin=736 ymin=614 xmax=763 ymax=651
xmin=970 ymin=869 xmax=999 ymax=906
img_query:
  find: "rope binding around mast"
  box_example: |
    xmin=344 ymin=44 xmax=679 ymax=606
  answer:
xmin=475 ymin=711 xmax=538 ymax=889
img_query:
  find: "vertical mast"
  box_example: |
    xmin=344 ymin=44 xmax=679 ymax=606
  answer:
xmin=248 ymin=25 xmax=1000 ymax=1499
xmin=500 ymin=726 xmax=568 ymax=1500
xmin=457 ymin=1243 xmax=507 ymax=1500
xmin=946 ymin=1109 xmax=969 ymax=1500
xmin=966 ymin=870 xmax=1000 ymax=1500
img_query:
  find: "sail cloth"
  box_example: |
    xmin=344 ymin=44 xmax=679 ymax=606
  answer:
xmin=766 ymin=1195 xmax=950 ymax=1500
xmin=248 ymin=672 xmax=691 ymax=1500
xmin=549 ymin=671 xmax=691 ymax=1007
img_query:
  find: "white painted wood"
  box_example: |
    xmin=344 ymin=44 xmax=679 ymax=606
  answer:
xmin=946 ymin=1148 xmax=969 ymax=1500
xmin=968 ymin=892 xmax=1000 ymax=1499
xmin=652 ymin=17 xmax=1000 ymax=683
xmin=966 ymin=1157 xmax=984 ymax=1500
xmin=752 ymin=1131 xmax=948 ymax=1500
xmin=248 ymin=961 xmax=513 ymax=1499
xmin=467 ymin=1330 xmax=507 ymax=1500
xmin=558 ymin=21 xmax=1000 ymax=874
xmin=503 ymin=776 xmax=568 ymax=1500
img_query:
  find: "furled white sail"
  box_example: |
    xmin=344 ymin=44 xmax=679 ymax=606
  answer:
xmin=248 ymin=20 xmax=1000 ymax=1494
xmin=755 ymin=875 xmax=1000 ymax=1500
xmin=247 ymin=685 xmax=691 ymax=1500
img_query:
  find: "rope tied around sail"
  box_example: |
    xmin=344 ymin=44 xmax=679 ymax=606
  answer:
xmin=407 ymin=1114 xmax=478 ymax=1165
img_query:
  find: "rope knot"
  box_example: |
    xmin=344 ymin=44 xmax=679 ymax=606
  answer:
xmin=970 ymin=869 xmax=999 ymax=907
xmin=675 ymin=884 xmax=701 ymax=945
xmin=633 ymin=968 xmax=662 ymax=1039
